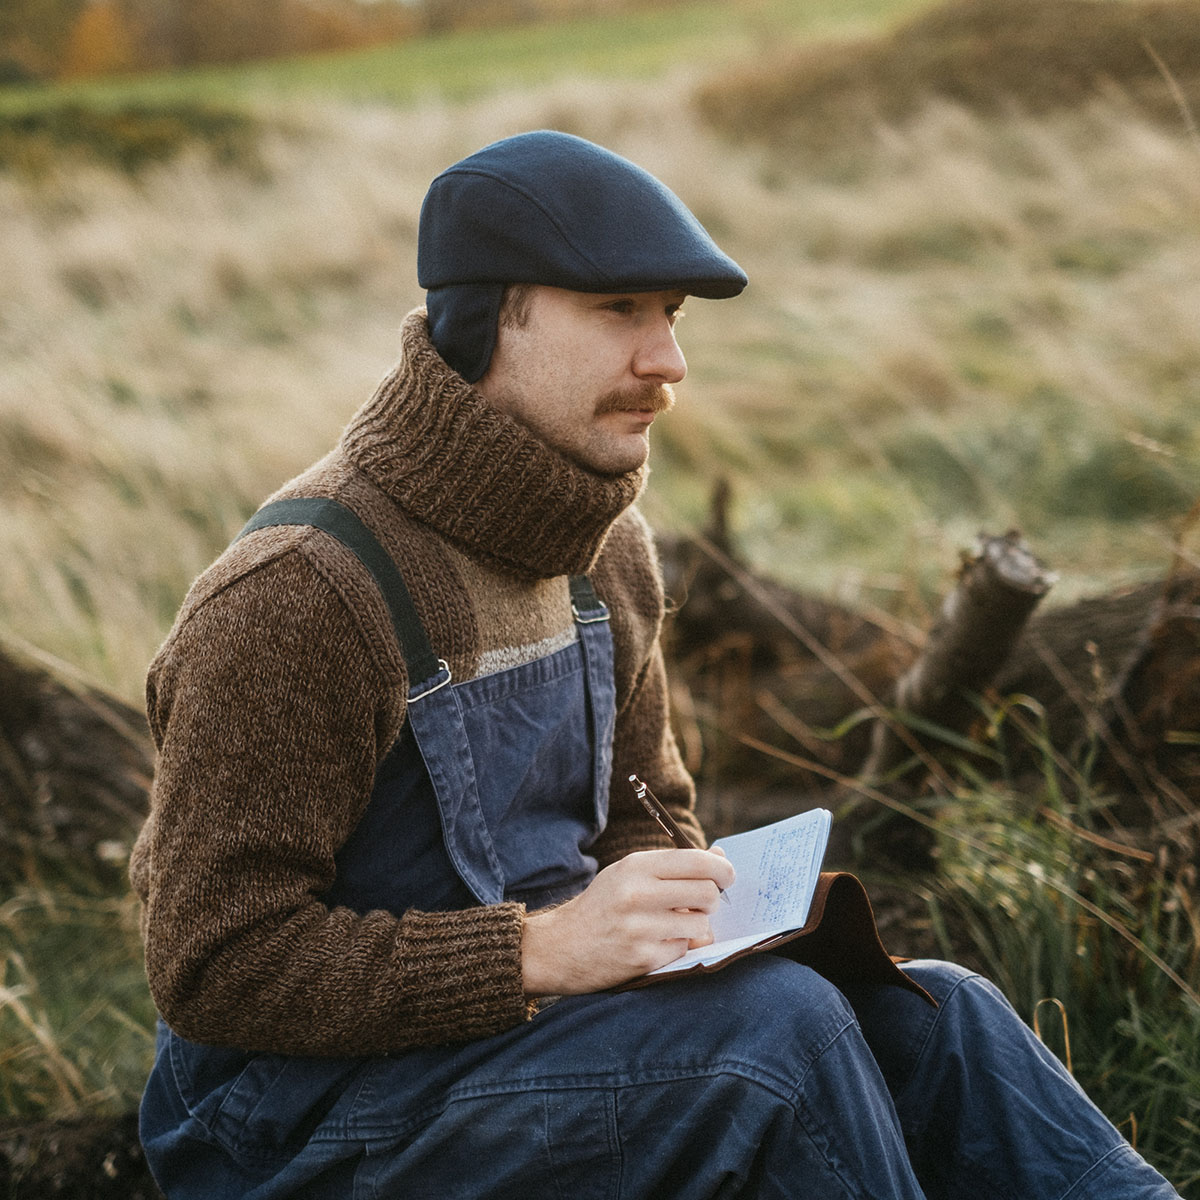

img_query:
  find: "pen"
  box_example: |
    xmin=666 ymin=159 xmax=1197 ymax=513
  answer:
xmin=629 ymin=774 xmax=732 ymax=904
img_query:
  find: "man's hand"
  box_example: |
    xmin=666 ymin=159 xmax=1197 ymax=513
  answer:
xmin=521 ymin=848 xmax=735 ymax=996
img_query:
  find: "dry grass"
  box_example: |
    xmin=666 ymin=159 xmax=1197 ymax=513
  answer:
xmin=1 ymin=876 xmax=154 ymax=1117
xmin=648 ymin=91 xmax=1200 ymax=613
xmin=3 ymin=70 xmax=1200 ymax=698
xmin=1 ymin=18 xmax=1199 ymax=1183
xmin=697 ymin=0 xmax=1200 ymax=159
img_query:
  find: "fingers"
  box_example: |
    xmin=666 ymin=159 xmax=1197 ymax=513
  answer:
xmin=636 ymin=848 xmax=736 ymax=892
xmin=658 ymin=879 xmax=724 ymax=913
xmin=604 ymin=856 xmax=730 ymax=916
xmin=522 ymin=892 xmax=711 ymax=995
xmin=633 ymin=912 xmax=712 ymax=958
xmin=521 ymin=851 xmax=733 ymax=995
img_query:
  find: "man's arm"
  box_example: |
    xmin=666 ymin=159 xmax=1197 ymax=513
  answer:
xmin=134 ymin=549 xmax=532 ymax=1056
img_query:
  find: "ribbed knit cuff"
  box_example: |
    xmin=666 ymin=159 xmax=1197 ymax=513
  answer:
xmin=396 ymin=902 xmax=531 ymax=1044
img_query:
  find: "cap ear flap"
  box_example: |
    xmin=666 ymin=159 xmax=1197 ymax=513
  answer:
xmin=425 ymin=283 xmax=506 ymax=383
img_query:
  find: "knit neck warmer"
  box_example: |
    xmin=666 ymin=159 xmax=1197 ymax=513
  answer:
xmin=340 ymin=310 xmax=645 ymax=580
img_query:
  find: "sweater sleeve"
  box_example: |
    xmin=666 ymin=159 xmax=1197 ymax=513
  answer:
xmin=132 ymin=549 xmax=531 ymax=1057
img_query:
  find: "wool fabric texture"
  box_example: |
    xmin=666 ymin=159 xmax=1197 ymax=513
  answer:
xmin=418 ymin=130 xmax=748 ymax=381
xmin=130 ymin=311 xmax=702 ymax=1057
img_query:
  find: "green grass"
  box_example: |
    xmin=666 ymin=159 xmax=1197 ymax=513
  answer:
xmin=0 ymin=100 xmax=263 ymax=175
xmin=1 ymin=862 xmax=156 ymax=1119
xmin=925 ymin=762 xmax=1200 ymax=1189
xmin=0 ymin=0 xmax=930 ymax=114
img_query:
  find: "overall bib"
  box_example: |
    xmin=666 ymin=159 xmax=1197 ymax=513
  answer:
xmin=140 ymin=503 xmax=1178 ymax=1200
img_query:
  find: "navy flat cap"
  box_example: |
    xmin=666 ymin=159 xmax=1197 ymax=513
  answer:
xmin=418 ymin=130 xmax=747 ymax=382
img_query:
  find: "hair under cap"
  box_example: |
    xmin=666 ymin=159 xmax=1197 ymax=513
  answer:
xmin=418 ymin=130 xmax=747 ymax=382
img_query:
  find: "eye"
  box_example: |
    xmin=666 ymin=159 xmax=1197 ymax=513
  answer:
xmin=603 ymin=298 xmax=637 ymax=315
xmin=667 ymin=304 xmax=685 ymax=325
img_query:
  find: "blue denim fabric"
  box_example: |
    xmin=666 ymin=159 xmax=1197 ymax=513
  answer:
xmin=144 ymin=957 xmax=1179 ymax=1198
xmin=846 ymin=961 xmax=1177 ymax=1200
xmin=326 ymin=593 xmax=616 ymax=917
xmin=345 ymin=958 xmax=1177 ymax=1200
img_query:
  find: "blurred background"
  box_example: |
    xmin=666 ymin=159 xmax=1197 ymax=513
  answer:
xmin=1 ymin=0 xmax=1199 ymax=1193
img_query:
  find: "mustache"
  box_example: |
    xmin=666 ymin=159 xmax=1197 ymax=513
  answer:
xmin=593 ymin=383 xmax=676 ymax=417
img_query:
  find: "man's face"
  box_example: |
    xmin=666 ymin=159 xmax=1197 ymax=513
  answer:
xmin=474 ymin=285 xmax=688 ymax=475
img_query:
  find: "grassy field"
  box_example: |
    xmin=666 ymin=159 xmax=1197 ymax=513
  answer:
xmin=2 ymin=0 xmax=1199 ymax=1189
xmin=4 ymin=45 xmax=1199 ymax=696
xmin=0 ymin=0 xmax=928 ymax=113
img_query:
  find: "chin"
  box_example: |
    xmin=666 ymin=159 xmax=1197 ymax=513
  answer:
xmin=587 ymin=449 xmax=649 ymax=475
xmin=561 ymin=436 xmax=649 ymax=476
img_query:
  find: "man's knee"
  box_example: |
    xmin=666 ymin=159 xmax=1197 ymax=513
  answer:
xmin=671 ymin=957 xmax=860 ymax=1085
xmin=901 ymin=959 xmax=1023 ymax=1035
xmin=900 ymin=957 xmax=985 ymax=1002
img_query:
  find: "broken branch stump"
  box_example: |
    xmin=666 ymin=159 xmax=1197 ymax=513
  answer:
xmin=863 ymin=531 xmax=1055 ymax=781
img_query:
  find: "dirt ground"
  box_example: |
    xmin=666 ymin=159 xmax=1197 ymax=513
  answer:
xmin=0 ymin=1112 xmax=162 ymax=1199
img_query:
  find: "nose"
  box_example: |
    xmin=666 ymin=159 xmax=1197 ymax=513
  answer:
xmin=633 ymin=320 xmax=687 ymax=385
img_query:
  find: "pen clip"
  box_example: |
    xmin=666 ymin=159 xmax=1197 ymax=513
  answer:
xmin=629 ymin=773 xmax=675 ymax=840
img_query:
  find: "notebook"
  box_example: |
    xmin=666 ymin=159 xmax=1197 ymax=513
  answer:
xmin=648 ymin=807 xmax=832 ymax=976
xmin=618 ymin=808 xmax=933 ymax=1004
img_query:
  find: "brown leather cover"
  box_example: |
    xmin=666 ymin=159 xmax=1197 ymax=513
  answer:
xmin=618 ymin=872 xmax=934 ymax=1004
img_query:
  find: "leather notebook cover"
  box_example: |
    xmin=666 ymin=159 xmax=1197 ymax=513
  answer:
xmin=618 ymin=871 xmax=934 ymax=1005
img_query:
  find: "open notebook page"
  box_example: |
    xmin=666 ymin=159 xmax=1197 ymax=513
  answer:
xmin=649 ymin=807 xmax=833 ymax=975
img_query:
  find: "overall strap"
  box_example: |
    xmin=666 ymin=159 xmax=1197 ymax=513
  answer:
xmin=568 ymin=573 xmax=616 ymax=833
xmin=236 ymin=498 xmax=443 ymax=687
xmin=568 ymin=574 xmax=609 ymax=624
xmin=236 ymin=498 xmax=604 ymax=698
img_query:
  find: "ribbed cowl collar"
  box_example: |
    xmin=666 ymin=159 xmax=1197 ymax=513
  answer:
xmin=339 ymin=310 xmax=645 ymax=580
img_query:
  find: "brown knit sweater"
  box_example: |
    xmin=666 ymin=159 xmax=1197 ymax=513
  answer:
xmin=130 ymin=311 xmax=703 ymax=1058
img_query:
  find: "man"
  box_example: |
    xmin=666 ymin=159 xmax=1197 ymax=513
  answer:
xmin=132 ymin=131 xmax=1178 ymax=1198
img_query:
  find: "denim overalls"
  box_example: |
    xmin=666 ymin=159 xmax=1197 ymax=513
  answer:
xmin=140 ymin=500 xmax=621 ymax=1194
xmin=140 ymin=502 xmax=1179 ymax=1200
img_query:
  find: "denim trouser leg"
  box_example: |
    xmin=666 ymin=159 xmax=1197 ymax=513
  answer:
xmin=354 ymin=956 xmax=926 ymax=1200
xmin=145 ymin=956 xmax=1183 ymax=1199
xmin=846 ymin=960 xmax=1180 ymax=1200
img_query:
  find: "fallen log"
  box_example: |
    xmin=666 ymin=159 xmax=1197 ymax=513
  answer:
xmin=862 ymin=531 xmax=1056 ymax=782
xmin=993 ymin=565 xmax=1200 ymax=831
xmin=658 ymin=486 xmax=918 ymax=816
xmin=661 ymin=503 xmax=1200 ymax=850
xmin=0 ymin=637 xmax=152 ymax=883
